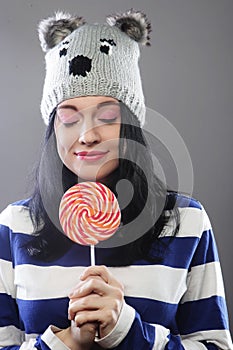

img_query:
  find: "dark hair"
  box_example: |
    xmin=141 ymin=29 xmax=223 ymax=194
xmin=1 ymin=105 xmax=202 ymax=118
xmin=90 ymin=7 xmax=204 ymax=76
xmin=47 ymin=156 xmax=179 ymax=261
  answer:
xmin=27 ymin=103 xmax=180 ymax=264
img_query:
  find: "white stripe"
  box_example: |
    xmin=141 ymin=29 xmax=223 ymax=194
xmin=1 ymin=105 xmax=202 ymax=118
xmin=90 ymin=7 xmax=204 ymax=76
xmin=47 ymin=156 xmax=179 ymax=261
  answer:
xmin=15 ymin=264 xmax=188 ymax=304
xmin=0 ymin=205 xmax=211 ymax=238
xmin=15 ymin=265 xmax=86 ymax=299
xmin=0 ymin=259 xmax=16 ymax=297
xmin=201 ymin=207 xmax=212 ymax=232
xmin=182 ymin=329 xmax=233 ymax=350
xmin=0 ymin=205 xmax=35 ymax=234
xmin=181 ymin=261 xmax=225 ymax=303
xmin=162 ymin=207 xmax=211 ymax=238
xmin=182 ymin=339 xmax=207 ymax=350
xmin=110 ymin=266 xmax=187 ymax=304
xmin=20 ymin=339 xmax=37 ymax=350
xmin=25 ymin=333 xmax=39 ymax=341
xmin=152 ymin=324 xmax=169 ymax=350
xmin=0 ymin=325 xmax=24 ymax=347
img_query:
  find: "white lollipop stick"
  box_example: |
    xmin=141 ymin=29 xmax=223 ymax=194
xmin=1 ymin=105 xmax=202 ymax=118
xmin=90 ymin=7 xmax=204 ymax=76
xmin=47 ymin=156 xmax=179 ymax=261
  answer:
xmin=90 ymin=244 xmax=95 ymax=266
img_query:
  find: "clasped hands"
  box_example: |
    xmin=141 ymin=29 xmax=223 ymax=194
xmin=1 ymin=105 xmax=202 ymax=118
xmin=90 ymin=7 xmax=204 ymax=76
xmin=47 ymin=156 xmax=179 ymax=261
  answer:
xmin=57 ymin=265 xmax=124 ymax=350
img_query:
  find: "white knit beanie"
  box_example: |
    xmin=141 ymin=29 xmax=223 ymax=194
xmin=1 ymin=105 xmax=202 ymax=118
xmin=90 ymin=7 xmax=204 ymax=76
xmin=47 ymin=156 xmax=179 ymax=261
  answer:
xmin=38 ymin=9 xmax=151 ymax=125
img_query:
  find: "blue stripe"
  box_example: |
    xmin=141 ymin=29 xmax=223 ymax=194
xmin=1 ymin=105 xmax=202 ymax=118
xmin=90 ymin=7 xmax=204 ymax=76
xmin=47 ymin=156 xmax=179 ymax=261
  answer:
xmin=150 ymin=236 xmax=199 ymax=269
xmin=0 ymin=293 xmax=21 ymax=329
xmin=165 ymin=334 xmax=185 ymax=349
xmin=34 ymin=337 xmax=50 ymax=350
xmin=190 ymin=229 xmax=219 ymax=267
xmin=0 ymin=225 xmax=12 ymax=261
xmin=167 ymin=194 xmax=202 ymax=210
xmin=16 ymin=296 xmax=179 ymax=336
xmin=11 ymin=232 xmax=90 ymax=267
xmin=119 ymin=311 xmax=155 ymax=349
xmin=125 ymin=296 xmax=179 ymax=334
xmin=97 ymin=233 xmax=219 ymax=269
xmin=200 ymin=342 xmax=218 ymax=350
xmin=16 ymin=298 xmax=70 ymax=334
xmin=11 ymin=195 xmax=201 ymax=211
xmin=177 ymin=296 xmax=229 ymax=334
xmin=11 ymin=199 xmax=30 ymax=207
xmin=10 ymin=230 xmax=219 ymax=270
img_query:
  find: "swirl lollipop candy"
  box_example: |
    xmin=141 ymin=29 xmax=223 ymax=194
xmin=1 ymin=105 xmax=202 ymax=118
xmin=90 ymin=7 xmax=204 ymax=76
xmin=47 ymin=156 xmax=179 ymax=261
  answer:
xmin=59 ymin=182 xmax=121 ymax=265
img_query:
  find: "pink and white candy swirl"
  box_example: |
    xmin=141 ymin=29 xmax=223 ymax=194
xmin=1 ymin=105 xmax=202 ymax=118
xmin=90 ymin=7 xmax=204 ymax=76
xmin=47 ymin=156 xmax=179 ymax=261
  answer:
xmin=59 ymin=182 xmax=121 ymax=245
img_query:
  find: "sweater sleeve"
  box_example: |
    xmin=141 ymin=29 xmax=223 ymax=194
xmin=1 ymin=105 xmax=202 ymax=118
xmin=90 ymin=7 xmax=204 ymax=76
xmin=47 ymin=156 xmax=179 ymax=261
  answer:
xmin=95 ymin=206 xmax=233 ymax=349
xmin=0 ymin=207 xmax=70 ymax=350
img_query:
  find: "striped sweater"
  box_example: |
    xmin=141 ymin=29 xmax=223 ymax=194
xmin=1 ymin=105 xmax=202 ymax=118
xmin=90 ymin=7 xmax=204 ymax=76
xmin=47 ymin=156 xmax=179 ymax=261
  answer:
xmin=0 ymin=195 xmax=232 ymax=349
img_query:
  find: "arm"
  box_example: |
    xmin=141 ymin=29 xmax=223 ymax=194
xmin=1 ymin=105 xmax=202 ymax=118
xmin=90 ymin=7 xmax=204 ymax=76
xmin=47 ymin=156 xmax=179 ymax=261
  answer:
xmin=175 ymin=207 xmax=232 ymax=349
xmin=104 ymin=208 xmax=232 ymax=349
xmin=68 ymin=207 xmax=233 ymax=349
xmin=0 ymin=220 xmax=24 ymax=350
xmin=0 ymin=205 xmax=96 ymax=350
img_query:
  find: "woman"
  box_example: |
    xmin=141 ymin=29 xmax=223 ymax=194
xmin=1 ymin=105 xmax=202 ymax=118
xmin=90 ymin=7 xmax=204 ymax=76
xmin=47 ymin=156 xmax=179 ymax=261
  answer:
xmin=0 ymin=9 xmax=232 ymax=350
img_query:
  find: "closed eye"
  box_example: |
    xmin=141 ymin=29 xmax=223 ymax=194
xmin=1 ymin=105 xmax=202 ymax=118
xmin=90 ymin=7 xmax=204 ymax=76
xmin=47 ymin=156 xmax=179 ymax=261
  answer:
xmin=62 ymin=121 xmax=78 ymax=127
xmin=56 ymin=111 xmax=81 ymax=126
xmin=98 ymin=117 xmax=118 ymax=124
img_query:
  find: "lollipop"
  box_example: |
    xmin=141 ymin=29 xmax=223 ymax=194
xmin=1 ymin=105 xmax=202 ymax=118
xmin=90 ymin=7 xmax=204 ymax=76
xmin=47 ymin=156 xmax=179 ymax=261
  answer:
xmin=59 ymin=182 xmax=121 ymax=265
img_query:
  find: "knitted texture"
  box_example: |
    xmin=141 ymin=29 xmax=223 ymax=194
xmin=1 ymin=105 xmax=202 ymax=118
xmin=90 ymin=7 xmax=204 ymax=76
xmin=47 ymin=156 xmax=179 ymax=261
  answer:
xmin=0 ymin=195 xmax=232 ymax=349
xmin=40 ymin=23 xmax=145 ymax=125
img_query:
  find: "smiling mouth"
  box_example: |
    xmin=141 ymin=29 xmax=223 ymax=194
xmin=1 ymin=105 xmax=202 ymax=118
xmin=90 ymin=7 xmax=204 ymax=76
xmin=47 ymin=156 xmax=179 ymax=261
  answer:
xmin=74 ymin=151 xmax=109 ymax=161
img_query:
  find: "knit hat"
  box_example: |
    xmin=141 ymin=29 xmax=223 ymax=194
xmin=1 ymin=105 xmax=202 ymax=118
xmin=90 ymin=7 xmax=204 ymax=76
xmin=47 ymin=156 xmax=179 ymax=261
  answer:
xmin=38 ymin=9 xmax=151 ymax=125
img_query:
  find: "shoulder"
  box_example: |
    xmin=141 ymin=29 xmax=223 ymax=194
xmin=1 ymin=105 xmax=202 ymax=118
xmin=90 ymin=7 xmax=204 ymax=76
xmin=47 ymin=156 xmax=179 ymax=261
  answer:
xmin=0 ymin=198 xmax=34 ymax=234
xmin=164 ymin=192 xmax=211 ymax=238
xmin=166 ymin=192 xmax=202 ymax=210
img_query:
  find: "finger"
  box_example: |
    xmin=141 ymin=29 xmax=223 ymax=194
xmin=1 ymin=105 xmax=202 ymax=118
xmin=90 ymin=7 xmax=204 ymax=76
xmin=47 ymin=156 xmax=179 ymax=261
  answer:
xmin=81 ymin=265 xmax=124 ymax=290
xmin=80 ymin=265 xmax=110 ymax=283
xmin=68 ymin=275 xmax=103 ymax=298
xmin=74 ymin=310 xmax=99 ymax=327
xmin=74 ymin=308 xmax=120 ymax=338
xmin=70 ymin=277 xmax=124 ymax=301
xmin=70 ymin=320 xmax=98 ymax=345
xmin=68 ymin=294 xmax=101 ymax=320
xmin=70 ymin=278 xmax=110 ymax=299
xmin=69 ymin=289 xmax=123 ymax=321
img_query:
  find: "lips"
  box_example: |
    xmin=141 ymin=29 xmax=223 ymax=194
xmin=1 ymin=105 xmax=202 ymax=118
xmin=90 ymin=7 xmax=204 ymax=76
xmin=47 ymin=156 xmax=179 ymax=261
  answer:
xmin=74 ymin=151 xmax=109 ymax=161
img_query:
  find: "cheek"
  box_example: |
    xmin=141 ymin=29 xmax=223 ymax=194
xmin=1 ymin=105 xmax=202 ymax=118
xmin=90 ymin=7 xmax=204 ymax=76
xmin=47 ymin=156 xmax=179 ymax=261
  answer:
xmin=55 ymin=125 xmax=78 ymax=151
xmin=101 ymin=138 xmax=120 ymax=157
xmin=102 ymin=124 xmax=121 ymax=146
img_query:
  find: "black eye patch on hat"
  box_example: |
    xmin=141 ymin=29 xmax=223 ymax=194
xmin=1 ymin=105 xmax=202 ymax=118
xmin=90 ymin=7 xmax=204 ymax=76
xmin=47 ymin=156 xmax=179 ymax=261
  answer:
xmin=100 ymin=38 xmax=116 ymax=54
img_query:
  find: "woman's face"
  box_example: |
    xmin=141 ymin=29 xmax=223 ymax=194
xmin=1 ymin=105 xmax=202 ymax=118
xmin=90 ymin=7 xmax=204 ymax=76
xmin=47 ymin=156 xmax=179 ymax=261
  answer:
xmin=54 ymin=95 xmax=121 ymax=182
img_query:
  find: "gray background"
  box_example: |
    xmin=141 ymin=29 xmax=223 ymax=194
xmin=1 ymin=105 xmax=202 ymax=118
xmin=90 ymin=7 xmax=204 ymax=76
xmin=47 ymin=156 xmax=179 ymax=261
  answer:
xmin=0 ymin=0 xmax=232 ymax=335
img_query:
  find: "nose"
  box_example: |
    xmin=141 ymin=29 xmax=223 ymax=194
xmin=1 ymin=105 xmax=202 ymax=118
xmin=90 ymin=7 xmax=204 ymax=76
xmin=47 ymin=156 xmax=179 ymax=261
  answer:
xmin=78 ymin=121 xmax=101 ymax=146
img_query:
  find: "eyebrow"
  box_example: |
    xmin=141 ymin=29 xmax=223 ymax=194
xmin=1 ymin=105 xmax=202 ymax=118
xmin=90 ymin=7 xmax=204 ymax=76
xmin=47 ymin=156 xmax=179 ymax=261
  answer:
xmin=96 ymin=101 xmax=119 ymax=109
xmin=57 ymin=104 xmax=77 ymax=111
xmin=57 ymin=100 xmax=119 ymax=111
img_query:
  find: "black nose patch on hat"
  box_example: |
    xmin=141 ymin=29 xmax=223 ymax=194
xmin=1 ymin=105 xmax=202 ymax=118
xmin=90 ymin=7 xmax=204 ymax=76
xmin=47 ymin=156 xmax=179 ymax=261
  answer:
xmin=69 ymin=55 xmax=92 ymax=77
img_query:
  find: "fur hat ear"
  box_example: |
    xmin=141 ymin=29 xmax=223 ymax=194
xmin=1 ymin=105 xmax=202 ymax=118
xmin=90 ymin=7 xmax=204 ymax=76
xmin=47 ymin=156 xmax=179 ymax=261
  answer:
xmin=38 ymin=11 xmax=86 ymax=52
xmin=106 ymin=9 xmax=151 ymax=46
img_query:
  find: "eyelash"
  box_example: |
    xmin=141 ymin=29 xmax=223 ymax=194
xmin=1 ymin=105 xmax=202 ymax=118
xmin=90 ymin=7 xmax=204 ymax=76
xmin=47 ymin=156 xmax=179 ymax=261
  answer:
xmin=62 ymin=117 xmax=118 ymax=127
xmin=98 ymin=117 xmax=118 ymax=124
xmin=63 ymin=122 xmax=77 ymax=127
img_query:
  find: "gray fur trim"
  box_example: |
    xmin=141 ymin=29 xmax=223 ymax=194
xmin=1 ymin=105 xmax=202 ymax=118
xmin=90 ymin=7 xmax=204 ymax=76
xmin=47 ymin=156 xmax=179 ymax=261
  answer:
xmin=38 ymin=11 xmax=86 ymax=52
xmin=106 ymin=8 xmax=151 ymax=46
